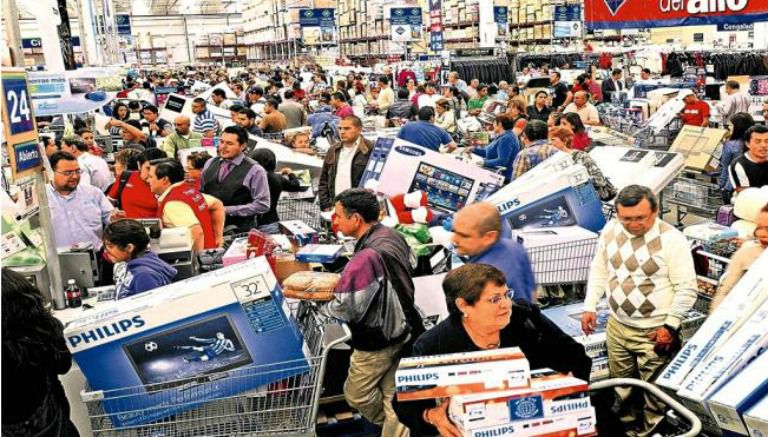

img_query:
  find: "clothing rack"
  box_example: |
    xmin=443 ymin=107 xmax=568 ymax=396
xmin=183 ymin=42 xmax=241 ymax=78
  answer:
xmin=661 ymin=50 xmax=768 ymax=79
xmin=449 ymin=57 xmax=514 ymax=86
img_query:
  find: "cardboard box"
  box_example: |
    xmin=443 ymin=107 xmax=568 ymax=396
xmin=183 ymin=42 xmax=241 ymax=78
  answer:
xmin=460 ymin=408 xmax=596 ymax=437
xmin=279 ymin=220 xmax=318 ymax=247
xmin=65 ymin=258 xmax=309 ymax=427
xmin=677 ymin=297 xmax=768 ymax=403
xmin=707 ymin=352 xmax=768 ymax=435
xmin=588 ymin=146 xmax=684 ymax=196
xmin=273 ymin=254 xmax=310 ymax=283
xmin=363 ymin=138 xmax=505 ymax=213
xmin=449 ymin=369 xmax=590 ymax=431
xmin=295 ymin=244 xmax=344 ymax=263
xmin=395 ymin=348 xmax=530 ymax=401
xmin=486 ymin=163 xmax=606 ymax=233
xmin=744 ymin=396 xmax=768 ymax=437
xmin=669 ymin=126 xmax=728 ymax=172
xmin=656 ymin=250 xmax=768 ymax=391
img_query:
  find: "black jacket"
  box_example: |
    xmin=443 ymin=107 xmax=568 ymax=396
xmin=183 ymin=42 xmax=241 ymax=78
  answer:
xmin=317 ymin=137 xmax=373 ymax=210
xmin=601 ymin=79 xmax=625 ymax=103
xmin=393 ymin=300 xmax=592 ymax=436
xmin=387 ymin=100 xmax=417 ymax=121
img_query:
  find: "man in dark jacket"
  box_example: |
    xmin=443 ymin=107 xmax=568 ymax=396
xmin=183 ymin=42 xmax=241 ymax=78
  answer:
xmin=387 ymin=88 xmax=418 ymax=121
xmin=320 ymin=188 xmax=425 ymax=437
xmin=317 ymin=116 xmax=373 ymax=211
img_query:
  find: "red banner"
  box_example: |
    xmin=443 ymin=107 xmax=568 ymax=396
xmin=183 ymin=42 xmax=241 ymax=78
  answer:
xmin=584 ymin=0 xmax=768 ymax=30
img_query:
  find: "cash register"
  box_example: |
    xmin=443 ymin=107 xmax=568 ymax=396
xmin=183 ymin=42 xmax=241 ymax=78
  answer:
xmin=136 ymin=218 xmax=197 ymax=280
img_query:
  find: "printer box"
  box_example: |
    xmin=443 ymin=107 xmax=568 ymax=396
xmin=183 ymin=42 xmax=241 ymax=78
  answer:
xmin=279 ymin=220 xmax=318 ymax=246
xmin=744 ymin=396 xmax=768 ymax=437
xmin=657 ymin=250 xmax=768 ymax=392
xmin=449 ymin=369 xmax=590 ymax=431
xmin=486 ymin=164 xmax=606 ymax=233
xmin=65 ymin=258 xmax=309 ymax=427
xmin=222 ymin=236 xmax=249 ymax=266
xmin=395 ymin=348 xmax=530 ymax=401
xmin=295 ymin=244 xmax=344 ymax=263
xmin=459 ymin=407 xmax=597 ymax=437
xmin=677 ymin=297 xmax=768 ymax=403
xmin=707 ymin=352 xmax=768 ymax=436
xmin=368 ymin=138 xmax=505 ymax=213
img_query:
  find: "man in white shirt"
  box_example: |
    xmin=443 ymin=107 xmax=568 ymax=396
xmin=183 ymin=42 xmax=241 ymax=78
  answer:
xmin=447 ymin=71 xmax=468 ymax=94
xmin=466 ymin=78 xmax=480 ymax=99
xmin=563 ymin=91 xmax=601 ymax=126
xmin=210 ymin=89 xmax=234 ymax=110
xmin=718 ymin=80 xmax=751 ymax=127
xmin=417 ymin=83 xmax=441 ymax=109
xmin=60 ymin=136 xmax=114 ymax=191
xmin=374 ymin=76 xmax=395 ymax=115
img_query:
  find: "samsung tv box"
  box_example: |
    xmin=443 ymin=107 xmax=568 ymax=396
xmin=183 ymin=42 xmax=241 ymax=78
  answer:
xmin=64 ymin=257 xmax=309 ymax=427
xmin=707 ymin=352 xmax=768 ymax=436
xmin=589 ymin=146 xmax=684 ymax=196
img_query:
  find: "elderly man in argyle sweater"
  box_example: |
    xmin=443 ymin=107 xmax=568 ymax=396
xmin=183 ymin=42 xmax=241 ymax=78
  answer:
xmin=582 ymin=185 xmax=697 ymax=437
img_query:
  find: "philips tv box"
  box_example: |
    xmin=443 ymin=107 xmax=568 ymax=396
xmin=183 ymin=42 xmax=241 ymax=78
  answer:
xmin=64 ymin=257 xmax=309 ymax=427
xmin=708 ymin=352 xmax=768 ymax=436
xmin=486 ymin=164 xmax=606 ymax=233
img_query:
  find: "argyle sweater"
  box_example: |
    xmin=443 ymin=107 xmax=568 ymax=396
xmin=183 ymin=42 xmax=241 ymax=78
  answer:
xmin=584 ymin=218 xmax=697 ymax=330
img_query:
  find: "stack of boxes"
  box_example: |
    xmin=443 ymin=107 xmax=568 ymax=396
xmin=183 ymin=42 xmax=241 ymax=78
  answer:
xmin=396 ymin=348 xmax=596 ymax=436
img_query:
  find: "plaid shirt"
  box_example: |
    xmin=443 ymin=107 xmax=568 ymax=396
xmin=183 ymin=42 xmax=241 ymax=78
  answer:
xmin=512 ymin=140 xmax=557 ymax=180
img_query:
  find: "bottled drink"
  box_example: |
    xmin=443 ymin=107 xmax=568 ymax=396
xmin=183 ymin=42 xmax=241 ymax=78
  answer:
xmin=65 ymin=279 xmax=82 ymax=308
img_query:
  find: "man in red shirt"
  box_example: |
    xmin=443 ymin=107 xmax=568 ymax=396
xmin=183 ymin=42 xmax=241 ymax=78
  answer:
xmin=679 ymin=91 xmax=711 ymax=127
xmin=331 ymin=92 xmax=354 ymax=118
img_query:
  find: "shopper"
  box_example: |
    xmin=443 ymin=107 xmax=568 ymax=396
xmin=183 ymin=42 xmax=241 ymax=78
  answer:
xmin=417 ymin=82 xmax=441 ymax=109
xmin=729 ymin=124 xmax=768 ymax=192
xmin=210 ymin=88 xmax=234 ymax=109
xmin=107 ymin=148 xmax=158 ymax=218
xmin=387 ymin=88 xmax=417 ymax=121
xmin=258 ymin=99 xmax=287 ymax=134
xmin=278 ymin=90 xmax=307 ymax=129
xmin=602 ymin=69 xmax=626 ymax=103
xmin=394 ymin=264 xmax=591 ymax=436
xmin=320 ymin=188 xmax=425 ymax=437
xmin=527 ymin=90 xmax=553 ymax=123
xmin=434 ymin=98 xmax=457 ymax=134
xmin=561 ymin=112 xmax=593 ymax=151
xmin=470 ymin=113 xmax=520 ymax=181
xmin=318 ymin=116 xmax=373 ymax=211
xmin=234 ymin=108 xmax=265 ymax=137
xmin=451 ymin=202 xmax=536 ymax=302
xmin=549 ymin=71 xmax=572 ymax=109
xmin=141 ymin=104 xmax=172 ymax=138
xmin=396 ymin=107 xmax=457 ymax=153
xmin=549 ymin=126 xmax=616 ymax=201
xmin=717 ymin=80 xmax=751 ymax=127
xmin=199 ymin=125 xmax=270 ymax=233
xmin=679 ymin=90 xmax=711 ymax=127
xmin=466 ymin=78 xmax=480 ymax=99
xmin=330 ymin=92 xmax=354 ymax=118
xmin=511 ymin=119 xmax=558 ymax=179
xmin=185 ymin=151 xmax=213 ymax=191
xmin=563 ymin=91 xmax=601 ymax=126
xmin=162 ymin=115 xmax=203 ymax=159
xmin=719 ymin=113 xmax=755 ymax=203
xmin=191 ymin=98 xmax=219 ymax=138
xmin=582 ymin=185 xmax=697 ymax=436
xmin=61 ymin=136 xmax=114 ymax=191
xmin=148 ymin=159 xmax=224 ymax=250
xmin=103 ymin=219 xmax=177 ymax=300
xmin=374 ymin=75 xmax=395 ymax=115
xmin=77 ymin=127 xmax=104 ymax=157
xmin=467 ymin=84 xmax=489 ymax=116
xmin=308 ymin=93 xmax=337 ymax=139
xmin=248 ymin=86 xmax=268 ymax=115
xmin=2 ymin=268 xmax=80 ymax=437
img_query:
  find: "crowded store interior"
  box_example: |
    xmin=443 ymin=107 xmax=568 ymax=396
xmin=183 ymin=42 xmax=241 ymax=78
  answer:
xmin=2 ymin=1 xmax=768 ymax=436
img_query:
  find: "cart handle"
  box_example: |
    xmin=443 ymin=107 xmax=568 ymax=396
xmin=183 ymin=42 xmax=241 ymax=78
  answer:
xmin=321 ymin=321 xmax=351 ymax=350
xmin=588 ymin=378 xmax=702 ymax=437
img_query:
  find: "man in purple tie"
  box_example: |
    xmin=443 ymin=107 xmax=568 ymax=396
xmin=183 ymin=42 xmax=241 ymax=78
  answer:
xmin=199 ymin=126 xmax=270 ymax=233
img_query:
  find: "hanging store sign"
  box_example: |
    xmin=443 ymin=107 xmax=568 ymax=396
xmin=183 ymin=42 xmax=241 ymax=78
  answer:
xmin=1 ymin=69 xmax=43 ymax=181
xmin=429 ymin=0 xmax=444 ymax=52
xmin=584 ymin=0 xmax=768 ymax=30
xmin=390 ymin=7 xmax=423 ymax=42
xmin=554 ymin=5 xmax=581 ymax=21
xmin=494 ymin=6 xmax=508 ymax=38
xmin=299 ymin=8 xmax=336 ymax=45
xmin=23 ymin=37 xmax=81 ymax=49
xmin=116 ymin=14 xmax=131 ymax=36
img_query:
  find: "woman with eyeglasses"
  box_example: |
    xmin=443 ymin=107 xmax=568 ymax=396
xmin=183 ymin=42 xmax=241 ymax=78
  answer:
xmin=393 ymin=264 xmax=592 ymax=437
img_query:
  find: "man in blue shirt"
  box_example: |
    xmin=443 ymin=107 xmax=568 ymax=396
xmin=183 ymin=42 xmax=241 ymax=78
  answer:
xmin=396 ymin=107 xmax=457 ymax=152
xmin=470 ymin=113 xmax=520 ymax=181
xmin=451 ymin=202 xmax=537 ymax=303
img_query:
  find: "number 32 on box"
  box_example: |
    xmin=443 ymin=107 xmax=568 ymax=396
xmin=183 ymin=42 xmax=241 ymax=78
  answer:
xmin=3 ymin=75 xmax=34 ymax=136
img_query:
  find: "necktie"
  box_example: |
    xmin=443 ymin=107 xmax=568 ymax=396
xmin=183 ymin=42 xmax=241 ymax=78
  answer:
xmin=218 ymin=160 xmax=233 ymax=182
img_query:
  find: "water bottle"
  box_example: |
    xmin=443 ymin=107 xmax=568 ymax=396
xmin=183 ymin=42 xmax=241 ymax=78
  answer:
xmin=65 ymin=279 xmax=82 ymax=308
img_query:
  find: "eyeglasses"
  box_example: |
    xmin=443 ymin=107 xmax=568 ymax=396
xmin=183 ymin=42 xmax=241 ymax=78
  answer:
xmin=55 ymin=169 xmax=83 ymax=177
xmin=618 ymin=214 xmax=652 ymax=224
xmin=484 ymin=289 xmax=514 ymax=305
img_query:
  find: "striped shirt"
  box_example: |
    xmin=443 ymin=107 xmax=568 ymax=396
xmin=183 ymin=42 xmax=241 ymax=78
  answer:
xmin=729 ymin=153 xmax=768 ymax=190
xmin=512 ymin=140 xmax=558 ymax=180
xmin=192 ymin=109 xmax=218 ymax=134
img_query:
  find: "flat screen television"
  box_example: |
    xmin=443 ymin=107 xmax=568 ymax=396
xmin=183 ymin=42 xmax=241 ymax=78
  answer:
xmin=409 ymin=162 xmax=475 ymax=212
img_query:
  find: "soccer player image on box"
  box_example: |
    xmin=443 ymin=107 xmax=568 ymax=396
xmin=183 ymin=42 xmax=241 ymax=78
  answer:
xmin=175 ymin=333 xmax=235 ymax=362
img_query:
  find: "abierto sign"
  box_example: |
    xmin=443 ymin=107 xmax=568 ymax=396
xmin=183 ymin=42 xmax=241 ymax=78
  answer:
xmin=584 ymin=0 xmax=768 ymax=30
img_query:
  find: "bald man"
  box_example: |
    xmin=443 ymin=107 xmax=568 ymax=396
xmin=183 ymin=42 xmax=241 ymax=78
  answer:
xmin=451 ymin=202 xmax=537 ymax=303
xmin=563 ymin=91 xmax=601 ymax=126
xmin=162 ymin=115 xmax=204 ymax=159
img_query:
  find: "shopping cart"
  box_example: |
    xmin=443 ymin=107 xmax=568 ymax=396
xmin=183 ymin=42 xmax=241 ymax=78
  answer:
xmin=589 ymin=378 xmax=702 ymax=437
xmin=80 ymin=302 xmax=351 ymax=436
xmin=525 ymin=236 xmax=600 ymax=307
xmin=277 ymin=197 xmax=324 ymax=231
xmin=663 ymin=175 xmax=724 ymax=226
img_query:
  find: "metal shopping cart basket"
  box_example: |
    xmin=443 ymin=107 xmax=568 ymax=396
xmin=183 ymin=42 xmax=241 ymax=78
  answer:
xmin=525 ymin=236 xmax=600 ymax=307
xmin=663 ymin=175 xmax=723 ymax=227
xmin=80 ymin=302 xmax=351 ymax=436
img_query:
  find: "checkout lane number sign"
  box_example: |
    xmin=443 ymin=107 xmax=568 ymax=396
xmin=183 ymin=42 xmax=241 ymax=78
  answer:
xmin=3 ymin=73 xmax=35 ymax=136
xmin=2 ymin=69 xmax=42 ymax=181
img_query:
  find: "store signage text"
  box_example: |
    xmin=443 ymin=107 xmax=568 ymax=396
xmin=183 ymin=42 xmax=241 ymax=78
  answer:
xmin=585 ymin=0 xmax=768 ymax=29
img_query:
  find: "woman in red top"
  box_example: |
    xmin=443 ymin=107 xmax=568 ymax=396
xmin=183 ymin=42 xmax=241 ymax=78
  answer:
xmin=107 ymin=149 xmax=159 ymax=218
xmin=561 ymin=112 xmax=592 ymax=151
xmin=185 ymin=151 xmax=213 ymax=191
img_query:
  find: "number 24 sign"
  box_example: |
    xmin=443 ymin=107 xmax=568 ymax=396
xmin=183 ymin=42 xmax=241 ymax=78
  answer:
xmin=2 ymin=72 xmax=35 ymax=136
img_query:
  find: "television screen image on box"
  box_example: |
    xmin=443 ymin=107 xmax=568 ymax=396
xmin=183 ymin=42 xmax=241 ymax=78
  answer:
xmin=123 ymin=315 xmax=254 ymax=390
xmin=409 ymin=162 xmax=475 ymax=212
xmin=507 ymin=195 xmax=578 ymax=229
